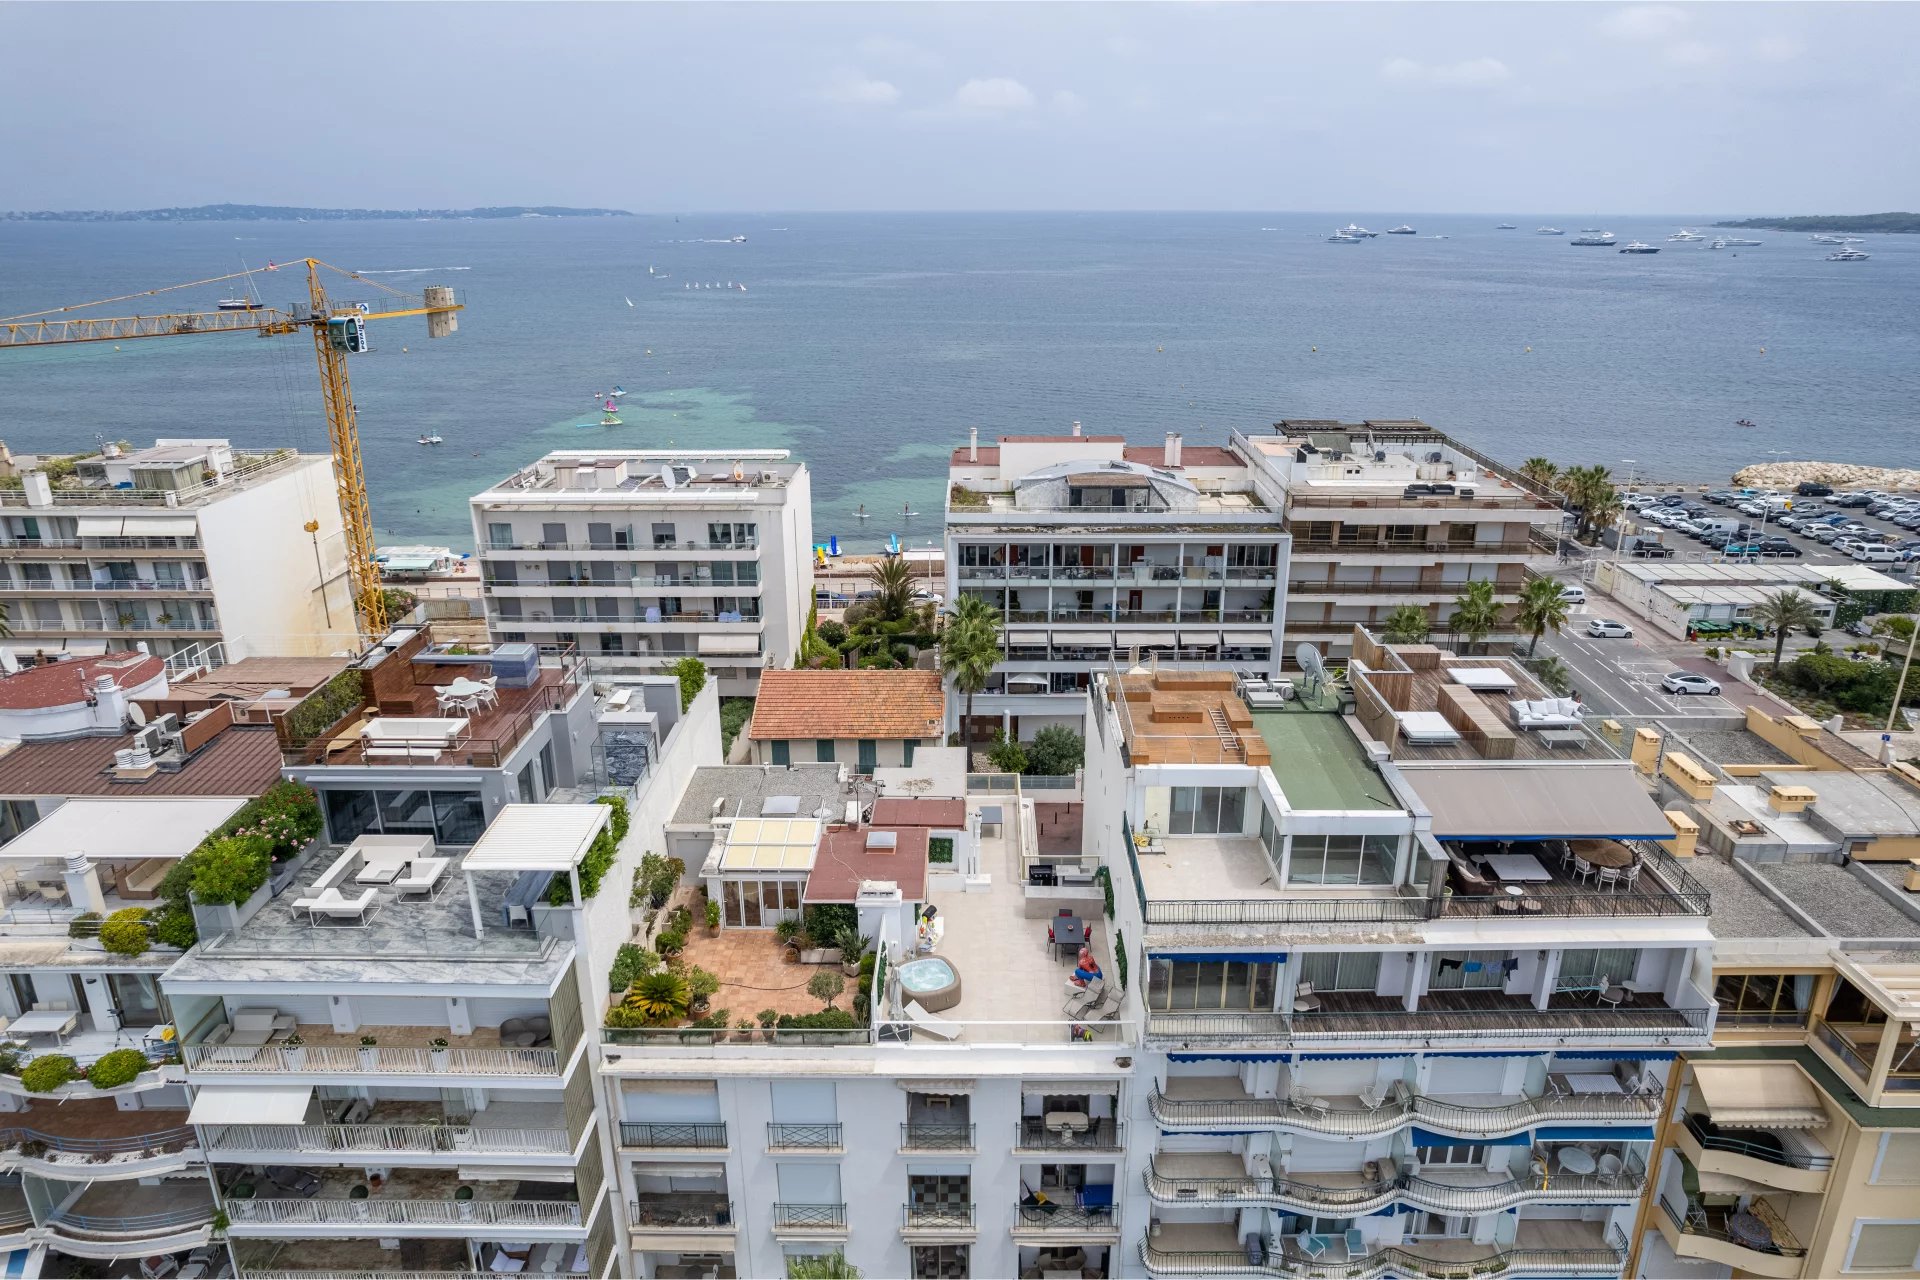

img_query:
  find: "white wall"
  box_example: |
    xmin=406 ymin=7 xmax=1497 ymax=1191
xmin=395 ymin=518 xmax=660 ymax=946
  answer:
xmin=196 ymin=456 xmax=357 ymax=654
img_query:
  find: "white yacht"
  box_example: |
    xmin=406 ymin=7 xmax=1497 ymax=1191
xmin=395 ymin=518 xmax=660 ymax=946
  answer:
xmin=1536 ymin=226 xmax=1565 ymax=235
xmin=1716 ymin=236 xmax=1762 ymax=247
xmin=1619 ymin=241 xmax=1660 ymax=254
xmin=1810 ymin=234 xmax=1846 ymax=245
xmin=1325 ymin=231 xmax=1362 ymax=243
xmin=1496 ymin=222 xmax=1517 ymax=229
xmin=1339 ymin=222 xmax=1379 ymax=238
xmin=1668 ymin=229 xmax=1706 ymax=242
xmin=1826 ymin=245 xmax=1871 ymax=261
xmin=1385 ymin=224 xmax=1416 ymax=234
xmin=1571 ymin=231 xmax=1616 ymax=246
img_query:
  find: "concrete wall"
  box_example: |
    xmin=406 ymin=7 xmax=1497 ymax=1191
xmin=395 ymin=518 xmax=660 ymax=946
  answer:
xmin=196 ymin=456 xmax=357 ymax=655
xmin=747 ymin=736 xmax=931 ymax=770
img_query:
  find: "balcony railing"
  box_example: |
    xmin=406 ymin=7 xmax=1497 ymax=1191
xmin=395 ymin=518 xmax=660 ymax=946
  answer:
xmin=0 ymin=578 xmax=211 ymax=593
xmin=1015 ymin=1117 xmax=1124 ymax=1151
xmin=1138 ymin=1236 xmax=1625 ymax=1280
xmin=1814 ymin=1020 xmax=1874 ymax=1077
xmin=1286 ymin=580 xmax=1517 ymax=596
xmin=206 ymin=1122 xmax=570 ymax=1157
xmin=772 ymin=1203 xmax=848 ymax=1232
xmin=1661 ymin=1195 xmax=1806 ymax=1259
xmin=48 ymin=1204 xmax=218 ymax=1237
xmin=903 ymin=1203 xmax=976 ymax=1232
xmin=230 ymin=1198 xmax=582 ymax=1229
xmin=1681 ymin=1113 xmax=1834 ymax=1170
xmin=901 ymin=1122 xmax=975 ymax=1151
xmin=0 ymin=536 xmax=202 ymax=551
xmin=1148 ymin=1082 xmax=1660 ymax=1138
xmin=1144 ymin=1157 xmax=1643 ymax=1216
xmin=1713 ymin=1008 xmax=1811 ymax=1029
xmin=619 ymin=1121 xmax=727 ymax=1149
xmin=603 ymin=1026 xmax=869 ymax=1047
xmin=0 ymin=1123 xmax=196 ymax=1158
xmin=483 ymin=538 xmax=758 ymax=553
xmin=1147 ymin=1003 xmax=1713 ymax=1047
xmin=767 ymin=1122 xmax=843 ymax=1150
xmin=1293 ymin=539 xmax=1533 ymax=556
xmin=1016 ymin=1203 xmax=1117 ymax=1232
xmin=627 ymin=1196 xmax=732 ymax=1230
xmin=182 ymin=1042 xmax=563 ymax=1077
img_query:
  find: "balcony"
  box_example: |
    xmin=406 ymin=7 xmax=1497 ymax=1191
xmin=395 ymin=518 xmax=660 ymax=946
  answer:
xmin=182 ymin=1027 xmax=565 ymax=1080
xmin=1 ymin=535 xmax=202 ymax=552
xmin=902 ymin=1203 xmax=977 ymax=1237
xmin=1657 ymin=1194 xmax=1806 ymax=1279
xmin=0 ymin=577 xmax=212 ymax=595
xmin=1148 ymin=1077 xmax=1660 ymax=1139
xmin=620 ymin=1121 xmax=727 ymax=1150
xmin=771 ymin=1203 xmax=848 ymax=1237
xmin=204 ymin=1106 xmax=572 ymax=1164
xmin=1292 ymin=539 xmax=1535 ymax=557
xmin=479 ymin=537 xmax=758 ymax=554
xmin=231 ymin=1195 xmax=582 ymax=1233
xmin=901 ymin=1121 xmax=977 ymax=1153
xmin=1 ymin=1102 xmax=198 ymax=1179
xmin=1286 ymin=579 xmax=1522 ymax=597
xmin=1144 ymin=1152 xmax=1642 ymax=1216
xmin=1676 ymin=1112 xmax=1833 ymax=1194
xmin=629 ymin=1194 xmax=733 ymax=1233
xmin=1138 ymin=1221 xmax=1624 ymax=1280
xmin=1014 ymin=1203 xmax=1119 ymax=1239
xmin=767 ymin=1122 xmax=844 ymax=1152
xmin=1014 ymin=1118 xmax=1124 ymax=1153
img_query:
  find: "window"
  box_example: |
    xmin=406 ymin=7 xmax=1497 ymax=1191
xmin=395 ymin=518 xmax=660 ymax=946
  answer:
xmin=1168 ymin=787 xmax=1247 ymax=836
xmin=815 ymin=739 xmax=835 ymax=763
xmin=858 ymin=740 xmax=877 ymax=774
xmin=910 ymin=1245 xmax=968 ymax=1280
xmin=772 ymin=740 xmax=791 ymax=766
xmin=1289 ymin=834 xmax=1398 ymax=885
xmin=1146 ymin=958 xmax=1279 ymax=1011
xmin=1560 ymin=948 xmax=1637 ymax=988
xmin=1416 ymin=1142 xmax=1489 ymax=1167
xmin=1873 ymin=1135 xmax=1920 ymax=1185
xmin=904 ymin=740 xmax=916 ymax=767
xmin=651 ymin=522 xmax=677 ymax=548
xmin=1428 ymin=951 xmax=1508 ymax=990
xmin=431 ymin=792 xmax=485 ymax=845
xmin=1847 ymin=1222 xmax=1920 ymax=1272
xmin=1714 ymin=972 xmax=1815 ymax=1027
xmin=323 ymin=788 xmax=378 ymax=843
xmin=1299 ymin=952 xmax=1381 ymax=993
xmin=707 ymin=522 xmax=756 ymax=547
xmin=722 ymin=878 xmax=802 ymax=928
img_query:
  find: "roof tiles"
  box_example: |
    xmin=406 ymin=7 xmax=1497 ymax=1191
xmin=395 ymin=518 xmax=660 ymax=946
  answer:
xmin=748 ymin=670 xmax=944 ymax=743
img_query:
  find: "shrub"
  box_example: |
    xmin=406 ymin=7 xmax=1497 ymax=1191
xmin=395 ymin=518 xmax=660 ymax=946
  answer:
xmin=189 ymin=835 xmax=273 ymax=906
xmin=608 ymin=944 xmax=659 ymax=993
xmin=803 ymin=903 xmax=856 ymax=945
xmin=655 ymin=929 xmax=687 ymax=959
xmin=637 ymin=853 xmax=684 ymax=910
xmin=0 ymin=1047 xmax=21 ymax=1076
xmin=1114 ymin=928 xmax=1129 ymax=993
xmin=225 ymin=781 xmax=324 ymax=860
xmin=775 ymin=1008 xmax=858 ymax=1030
xmin=672 ymin=656 xmax=708 ymax=711
xmin=85 ymin=1048 xmax=148 ymax=1090
xmin=987 ymin=730 xmax=1028 ymax=774
xmin=99 ymin=907 xmax=152 ymax=956
xmin=757 ymin=1008 xmax=779 ymax=1028
xmin=20 ymin=1055 xmax=77 ymax=1094
xmin=66 ymin=911 xmax=102 ymax=939
xmin=705 ymin=899 xmax=721 ymax=930
xmin=687 ymin=967 xmax=722 ymax=1002
xmin=546 ymin=795 xmax=629 ymax=905
xmin=1024 ymin=725 xmax=1085 ymax=776
xmin=858 ymin=953 xmax=877 ymax=984
xmin=808 ymin=970 xmax=846 ymax=1009
xmin=604 ymin=1005 xmax=647 ymax=1029
xmin=720 ymin=697 xmax=755 ymax=754
xmin=154 ymin=907 xmax=198 ymax=950
xmin=817 ymin=620 xmax=848 ymax=647
xmin=626 ymin=971 xmax=691 ymax=1023
xmin=283 ymin=668 xmax=366 ymax=741
xmin=927 ymin=836 xmax=954 ymax=865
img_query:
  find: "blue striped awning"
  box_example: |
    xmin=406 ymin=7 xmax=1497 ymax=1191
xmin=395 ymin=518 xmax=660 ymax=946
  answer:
xmin=1153 ymin=952 xmax=1288 ymax=964
xmin=1295 ymin=1052 xmax=1407 ymax=1062
xmin=1534 ymin=1125 xmax=1656 ymax=1143
xmin=1411 ymin=1127 xmax=1530 ymax=1148
xmin=1427 ymin=1051 xmax=1548 ymax=1059
xmin=1168 ymin=1052 xmax=1287 ymax=1063
xmin=1553 ymin=1051 xmax=1675 ymax=1062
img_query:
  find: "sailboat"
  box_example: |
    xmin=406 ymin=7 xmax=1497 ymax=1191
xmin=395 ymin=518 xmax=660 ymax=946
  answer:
xmin=600 ymin=398 xmax=623 ymax=426
xmin=625 ymin=296 xmax=634 ymax=307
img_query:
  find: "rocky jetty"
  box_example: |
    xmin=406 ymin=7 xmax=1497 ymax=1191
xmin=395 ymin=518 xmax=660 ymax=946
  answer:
xmin=1732 ymin=460 xmax=1920 ymax=492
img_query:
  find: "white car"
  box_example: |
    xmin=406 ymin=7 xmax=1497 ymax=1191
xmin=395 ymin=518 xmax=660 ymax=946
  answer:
xmin=1586 ymin=619 xmax=1634 ymax=638
xmin=1662 ymin=671 xmax=1722 ymax=696
xmin=1559 ymin=584 xmax=1587 ymax=604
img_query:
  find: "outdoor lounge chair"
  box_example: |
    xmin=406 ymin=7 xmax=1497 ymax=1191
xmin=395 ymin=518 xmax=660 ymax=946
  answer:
xmin=391 ymin=856 xmax=452 ymax=898
xmin=1063 ymin=978 xmax=1106 ymax=1018
xmin=904 ymin=1000 xmax=962 ymax=1041
xmin=1297 ymin=1234 xmax=1331 ymax=1260
xmin=1345 ymin=1229 xmax=1368 ymax=1258
xmin=265 ymin=1165 xmax=320 ymax=1196
xmin=306 ymin=887 xmax=378 ymax=926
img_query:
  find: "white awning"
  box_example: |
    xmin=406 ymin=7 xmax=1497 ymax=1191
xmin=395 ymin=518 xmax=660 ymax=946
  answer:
xmin=1179 ymin=630 xmax=1221 ymax=647
xmin=75 ymin=517 xmax=126 ymax=538
xmin=697 ymin=634 xmax=761 ymax=656
xmin=188 ymin=1085 xmax=313 ymax=1126
xmin=1005 ymin=673 xmax=1050 ymax=691
xmin=1006 ymin=629 xmax=1049 ymax=645
xmin=1223 ymin=630 xmax=1274 ymax=646
xmin=1115 ymin=631 xmax=1177 ymax=647
xmin=76 ymin=515 xmax=199 ymax=538
xmin=1022 ymin=1079 xmax=1118 ymax=1097
xmin=1 ymin=641 xmax=108 ymax=659
xmin=463 ymin=803 xmax=610 ymax=872
xmin=1691 ymin=1063 xmax=1828 ymax=1129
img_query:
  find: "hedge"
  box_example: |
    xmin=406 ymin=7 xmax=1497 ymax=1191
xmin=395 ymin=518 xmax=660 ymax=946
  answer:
xmin=85 ymin=1048 xmax=149 ymax=1090
xmin=545 ymin=795 xmax=630 ymax=905
xmin=283 ymin=668 xmax=366 ymax=741
xmin=19 ymin=1055 xmax=77 ymax=1093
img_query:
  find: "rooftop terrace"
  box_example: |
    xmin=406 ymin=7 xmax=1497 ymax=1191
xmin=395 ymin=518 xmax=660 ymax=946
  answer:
xmin=0 ymin=443 xmax=305 ymax=509
xmin=479 ymin=450 xmax=801 ymax=500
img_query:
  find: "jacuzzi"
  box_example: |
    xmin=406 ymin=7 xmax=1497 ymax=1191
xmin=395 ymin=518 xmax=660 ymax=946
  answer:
xmin=895 ymin=956 xmax=963 ymax=1013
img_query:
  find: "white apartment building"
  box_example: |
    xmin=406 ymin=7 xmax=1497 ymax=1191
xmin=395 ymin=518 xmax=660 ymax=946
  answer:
xmin=1083 ymin=656 xmax=1717 ymax=1280
xmin=0 ymin=439 xmax=356 ymax=665
xmin=945 ymin=429 xmax=1289 ymax=743
xmin=1235 ymin=420 xmax=1565 ymax=664
xmin=471 ymin=451 xmax=815 ymax=695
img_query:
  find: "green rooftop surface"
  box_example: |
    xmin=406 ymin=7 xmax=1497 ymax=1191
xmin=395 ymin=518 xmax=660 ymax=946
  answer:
xmin=1253 ymin=709 xmax=1396 ymax=812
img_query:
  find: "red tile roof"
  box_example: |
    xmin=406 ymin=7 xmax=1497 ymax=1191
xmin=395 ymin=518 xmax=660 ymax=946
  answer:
xmin=871 ymin=797 xmax=965 ymax=829
xmin=748 ymin=670 xmax=945 ymax=742
xmin=951 ymin=446 xmax=1001 ymax=465
xmin=997 ymin=434 xmax=1126 ymax=443
xmin=803 ymin=824 xmax=930 ymax=903
xmin=1123 ymin=445 xmax=1243 ymax=468
xmin=0 ymin=724 xmax=284 ymax=799
xmin=0 ymin=652 xmax=165 ymax=710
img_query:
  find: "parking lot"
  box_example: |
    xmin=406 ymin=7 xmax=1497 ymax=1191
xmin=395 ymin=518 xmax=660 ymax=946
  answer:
xmin=1613 ymin=486 xmax=1920 ymax=575
xmin=1540 ymin=614 xmax=1752 ymax=719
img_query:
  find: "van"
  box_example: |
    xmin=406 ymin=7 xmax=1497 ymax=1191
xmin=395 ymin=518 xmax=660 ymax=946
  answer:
xmin=1854 ymin=545 xmax=1900 ymax=563
xmin=1693 ymin=517 xmax=1740 ymax=537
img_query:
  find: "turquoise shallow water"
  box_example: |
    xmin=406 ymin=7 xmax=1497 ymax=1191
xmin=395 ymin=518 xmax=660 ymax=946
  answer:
xmin=2 ymin=213 xmax=1915 ymax=552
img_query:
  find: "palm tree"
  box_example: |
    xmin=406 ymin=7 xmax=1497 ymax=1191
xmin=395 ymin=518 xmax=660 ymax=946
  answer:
xmin=868 ymin=557 xmax=916 ymax=622
xmin=0 ymin=600 xmax=10 ymax=640
xmin=1560 ymin=465 xmax=1616 ymax=542
xmin=1531 ymin=654 xmax=1573 ymax=696
xmin=1514 ymin=576 xmax=1572 ymax=656
xmin=1447 ymin=579 xmax=1502 ymax=654
xmin=940 ymin=601 xmax=1002 ymax=764
xmin=1381 ymin=604 xmax=1431 ymax=646
xmin=1518 ymin=457 xmax=1560 ymax=491
xmin=788 ymin=1253 xmax=862 ymax=1280
xmin=1586 ymin=490 xmax=1623 ymax=544
xmin=1754 ymin=588 xmax=1822 ymax=675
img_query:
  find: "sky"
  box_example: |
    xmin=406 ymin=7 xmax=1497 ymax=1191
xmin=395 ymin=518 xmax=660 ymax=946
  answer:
xmin=3 ymin=1 xmax=1915 ymax=214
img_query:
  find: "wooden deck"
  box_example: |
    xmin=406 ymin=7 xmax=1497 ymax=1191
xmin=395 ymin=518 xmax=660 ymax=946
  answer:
xmin=288 ymin=665 xmax=576 ymax=768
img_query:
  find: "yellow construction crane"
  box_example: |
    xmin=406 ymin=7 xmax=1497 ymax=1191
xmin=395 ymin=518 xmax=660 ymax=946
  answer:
xmin=0 ymin=259 xmax=463 ymax=642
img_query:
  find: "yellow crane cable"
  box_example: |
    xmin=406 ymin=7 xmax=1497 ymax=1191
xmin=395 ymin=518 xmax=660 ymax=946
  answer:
xmin=0 ymin=257 xmax=414 ymax=323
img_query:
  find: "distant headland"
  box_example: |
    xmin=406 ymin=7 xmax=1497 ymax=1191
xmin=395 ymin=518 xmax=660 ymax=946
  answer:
xmin=1 ymin=203 xmax=634 ymax=223
xmin=1713 ymin=212 xmax=1919 ymax=234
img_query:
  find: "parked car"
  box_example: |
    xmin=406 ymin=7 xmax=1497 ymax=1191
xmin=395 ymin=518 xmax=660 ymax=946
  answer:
xmin=1703 ymin=491 xmax=1734 ymax=506
xmin=1632 ymin=543 xmax=1676 ymax=559
xmin=1834 ymin=492 xmax=1874 ymax=507
xmin=1761 ymin=544 xmax=1803 ymax=559
xmin=1559 ymin=584 xmax=1587 ymax=604
xmin=1656 ymin=494 xmax=1687 ymax=507
xmin=1796 ymin=481 xmax=1834 ymax=497
xmin=1622 ymin=493 xmax=1655 ymax=511
xmin=1854 ymin=545 xmax=1901 ymax=563
xmin=1834 ymin=537 xmax=1867 ymax=557
xmin=1812 ymin=527 xmax=1845 ymax=544
xmin=1586 ymin=619 xmax=1634 ymax=638
xmin=1661 ymin=671 xmax=1723 ymax=696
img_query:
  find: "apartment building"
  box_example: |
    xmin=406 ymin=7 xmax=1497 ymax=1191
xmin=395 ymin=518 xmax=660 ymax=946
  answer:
xmin=0 ymin=439 xmax=355 ymax=665
xmin=945 ymin=428 xmax=1289 ymax=743
xmin=471 ymin=451 xmax=814 ymax=695
xmin=1086 ymin=648 xmax=1718 ymax=1280
xmin=1234 ymin=420 xmax=1564 ymax=664
xmin=600 ymin=749 xmax=1137 ymax=1280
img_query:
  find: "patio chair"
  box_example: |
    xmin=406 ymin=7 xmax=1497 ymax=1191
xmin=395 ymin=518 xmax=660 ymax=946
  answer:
xmin=1293 ymin=981 xmax=1322 ymax=1013
xmin=1289 ymin=1092 xmax=1331 ymax=1119
xmin=266 ymin=1165 xmax=320 ymax=1196
xmin=1596 ymin=975 xmax=1629 ymax=1008
xmin=1297 ymin=1234 xmax=1331 ymax=1260
xmin=1063 ymin=978 xmax=1107 ymax=1018
xmin=1571 ymin=856 xmax=1597 ymax=885
xmin=1344 ymin=1229 xmax=1369 ymax=1258
xmin=904 ymin=1000 xmax=962 ymax=1041
xmin=1594 ymin=865 xmax=1622 ymax=893
xmin=1357 ymin=1083 xmax=1388 ymax=1112
xmin=1598 ymin=1152 xmax=1624 ymax=1177
xmin=1620 ymin=862 xmax=1643 ymax=892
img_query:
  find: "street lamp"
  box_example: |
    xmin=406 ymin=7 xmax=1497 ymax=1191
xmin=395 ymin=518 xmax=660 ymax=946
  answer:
xmin=1615 ymin=460 xmax=1637 ymax=563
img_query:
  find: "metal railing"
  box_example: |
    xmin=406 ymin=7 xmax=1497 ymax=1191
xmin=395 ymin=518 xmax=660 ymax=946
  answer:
xmin=1661 ymin=1195 xmax=1807 ymax=1257
xmin=1143 ymin=893 xmax=1432 ymax=926
xmin=903 ymin=1202 xmax=976 ymax=1231
xmin=0 ymin=578 xmax=211 ymax=593
xmin=1713 ymin=1008 xmax=1811 ymax=1029
xmin=1293 ymin=539 xmax=1534 ymax=556
xmin=183 ymin=1041 xmax=563 ymax=1077
xmin=1148 ymin=1083 xmax=1659 ymax=1138
xmin=1147 ymin=1003 xmax=1714 ymax=1045
xmin=483 ymin=538 xmax=759 ymax=553
xmin=618 ymin=1121 xmax=726 ymax=1149
xmin=6 ymin=615 xmax=218 ymax=633
xmin=230 ymin=1197 xmax=582 ymax=1228
xmin=1681 ymin=1113 xmax=1834 ymax=1170
xmin=901 ymin=1122 xmax=975 ymax=1151
xmin=772 ymin=1202 xmax=848 ymax=1231
xmin=1 ymin=1124 xmax=196 ymax=1157
xmin=1286 ymin=580 xmax=1519 ymax=596
xmin=1145 ymin=1157 xmax=1642 ymax=1217
xmin=767 ymin=1122 xmax=843 ymax=1150
xmin=0 ymin=536 xmax=201 ymax=551
xmin=602 ymin=1025 xmax=868 ymax=1047
xmin=48 ymin=1204 xmax=218 ymax=1235
xmin=1016 ymin=1118 xmax=1123 ymax=1150
xmin=0 ymin=450 xmax=299 ymax=507
xmin=1138 ymin=1235 xmax=1624 ymax=1280
xmin=1017 ymin=1203 xmax=1116 ymax=1231
xmin=204 ymin=1122 xmax=568 ymax=1157
xmin=628 ymin=1196 xmax=731 ymax=1230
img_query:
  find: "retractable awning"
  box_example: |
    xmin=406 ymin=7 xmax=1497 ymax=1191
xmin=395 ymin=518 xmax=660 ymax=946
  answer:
xmin=1006 ymin=629 xmax=1049 ymax=645
xmin=1411 ymin=1127 xmax=1530 ymax=1148
xmin=1179 ymin=630 xmax=1221 ymax=647
xmin=1116 ymin=631 xmax=1177 ymax=647
xmin=1402 ymin=764 xmax=1674 ymax=840
xmin=188 ymin=1085 xmax=313 ymax=1126
xmin=1223 ymin=630 xmax=1274 ymax=646
xmin=76 ymin=515 xmax=199 ymax=538
xmin=1691 ymin=1063 xmax=1828 ymax=1129
xmin=697 ymin=634 xmax=761 ymax=656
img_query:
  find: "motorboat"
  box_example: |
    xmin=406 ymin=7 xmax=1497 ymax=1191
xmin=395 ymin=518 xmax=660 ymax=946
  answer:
xmin=1715 ymin=236 xmax=1762 ymax=247
xmin=1325 ymin=232 xmax=1362 ymax=243
xmin=217 ymin=297 xmax=263 ymax=311
xmin=1496 ymin=223 xmax=1517 ymax=229
xmin=1386 ymin=224 xmax=1416 ymax=234
xmin=416 ymin=434 xmax=443 ymax=446
xmin=1338 ymin=223 xmax=1379 ymax=238
xmin=1668 ymin=229 xmax=1706 ymax=242
xmin=1619 ymin=241 xmax=1660 ymax=253
xmin=1571 ymin=232 xmax=1616 ymax=246
xmin=1810 ymin=234 xmax=1846 ymax=245
xmin=1827 ymin=245 xmax=1871 ymax=261
xmin=729 ymin=235 xmax=747 ymax=243
xmin=1536 ymin=226 xmax=1565 ymax=235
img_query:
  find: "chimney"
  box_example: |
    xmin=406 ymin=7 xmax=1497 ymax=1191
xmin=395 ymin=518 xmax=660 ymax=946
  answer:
xmin=23 ymin=472 xmax=52 ymax=508
xmin=1172 ymin=433 xmax=1183 ymax=467
xmin=1072 ymin=420 xmax=1082 ymax=437
xmin=968 ymin=427 xmax=978 ymax=462
xmin=91 ymin=675 xmax=128 ymax=732
xmin=1164 ymin=432 xmax=1178 ymax=467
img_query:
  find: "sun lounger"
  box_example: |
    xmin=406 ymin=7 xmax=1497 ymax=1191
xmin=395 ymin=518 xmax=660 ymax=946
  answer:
xmin=303 ymin=887 xmax=378 ymax=926
xmin=391 ymin=856 xmax=452 ymax=898
xmin=1063 ymin=978 xmax=1107 ymax=1018
xmin=904 ymin=1000 xmax=962 ymax=1041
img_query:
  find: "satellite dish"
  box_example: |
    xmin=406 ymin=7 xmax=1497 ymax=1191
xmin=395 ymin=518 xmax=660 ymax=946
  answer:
xmin=127 ymin=702 xmax=148 ymax=727
xmin=1295 ymin=643 xmax=1326 ymax=697
xmin=0 ymin=650 xmax=18 ymax=675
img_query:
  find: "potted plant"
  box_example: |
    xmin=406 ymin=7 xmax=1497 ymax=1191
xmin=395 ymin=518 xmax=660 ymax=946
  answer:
xmin=687 ymin=967 xmax=721 ymax=1017
xmin=282 ymin=1033 xmax=306 ymax=1070
xmin=773 ymin=918 xmax=802 ymax=963
xmin=734 ymin=1018 xmax=754 ymax=1043
xmin=705 ymin=899 xmax=721 ymax=934
xmin=757 ymin=1008 xmax=779 ymax=1042
xmin=155 ymin=611 xmax=175 ymax=626
xmin=454 ymin=1183 xmax=475 ymax=1221
xmin=836 ymin=926 xmax=869 ymax=978
xmin=428 ymin=1037 xmax=450 ymax=1072
xmin=357 ymin=1034 xmax=378 ymax=1070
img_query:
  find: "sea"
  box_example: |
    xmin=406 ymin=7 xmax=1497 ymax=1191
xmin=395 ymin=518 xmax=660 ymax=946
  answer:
xmin=2 ymin=213 xmax=1915 ymax=553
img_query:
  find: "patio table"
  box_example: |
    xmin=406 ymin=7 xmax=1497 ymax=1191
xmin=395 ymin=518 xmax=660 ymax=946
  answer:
xmin=1727 ymin=1212 xmax=1774 ymax=1251
xmin=1052 ymin=916 xmax=1087 ymax=959
xmin=1481 ymin=853 xmax=1552 ymax=882
xmin=1570 ymin=839 xmax=1634 ymax=869
xmin=8 ymin=1009 xmax=79 ymax=1045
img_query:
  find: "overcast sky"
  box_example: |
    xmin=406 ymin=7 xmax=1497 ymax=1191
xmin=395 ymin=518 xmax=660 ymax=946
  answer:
xmin=4 ymin=2 xmax=1914 ymax=213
